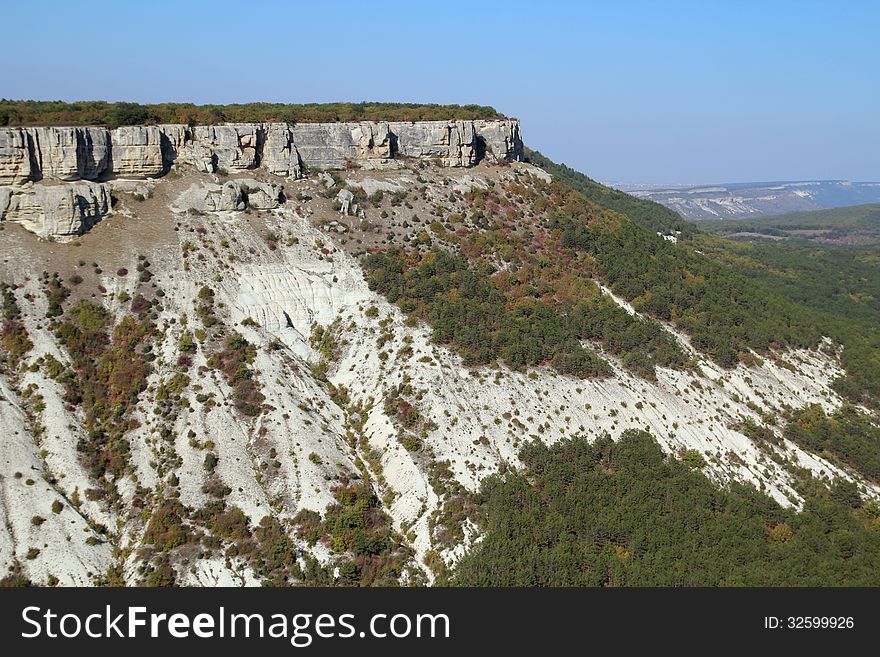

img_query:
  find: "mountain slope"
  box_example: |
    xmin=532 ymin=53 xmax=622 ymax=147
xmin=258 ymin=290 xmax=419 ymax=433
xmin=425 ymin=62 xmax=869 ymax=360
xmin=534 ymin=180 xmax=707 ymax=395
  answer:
xmin=0 ymin=126 xmax=878 ymax=587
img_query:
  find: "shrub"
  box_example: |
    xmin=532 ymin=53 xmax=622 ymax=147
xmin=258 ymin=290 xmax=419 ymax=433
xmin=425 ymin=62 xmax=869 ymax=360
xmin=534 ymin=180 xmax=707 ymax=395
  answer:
xmin=204 ymin=453 xmax=219 ymax=473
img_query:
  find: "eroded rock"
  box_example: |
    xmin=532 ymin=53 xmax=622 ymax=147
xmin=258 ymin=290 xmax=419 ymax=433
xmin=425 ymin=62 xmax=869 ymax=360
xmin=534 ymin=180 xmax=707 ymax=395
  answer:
xmin=0 ymin=181 xmax=111 ymax=239
xmin=110 ymin=126 xmax=167 ymax=178
xmin=238 ymin=179 xmax=284 ymax=209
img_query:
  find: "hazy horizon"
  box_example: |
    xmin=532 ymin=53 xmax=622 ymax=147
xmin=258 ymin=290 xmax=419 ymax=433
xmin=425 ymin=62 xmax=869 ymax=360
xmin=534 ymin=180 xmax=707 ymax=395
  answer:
xmin=2 ymin=0 xmax=878 ymax=184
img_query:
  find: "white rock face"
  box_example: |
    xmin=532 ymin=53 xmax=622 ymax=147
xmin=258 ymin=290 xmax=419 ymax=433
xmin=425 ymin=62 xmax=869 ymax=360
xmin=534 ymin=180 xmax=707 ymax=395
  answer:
xmin=0 ymin=181 xmax=111 ymax=238
xmin=391 ymin=120 xmax=476 ymax=166
xmin=290 ymin=122 xmax=392 ymax=169
xmin=474 ymin=119 xmax=523 ymax=161
xmin=28 ymin=127 xmax=110 ymax=181
xmin=0 ymin=377 xmax=112 ymax=585
xmin=0 ymin=128 xmax=34 ymax=185
xmin=189 ymin=124 xmax=261 ymax=172
xmin=263 ymin=123 xmax=302 ymax=178
xmin=110 ymin=126 xmax=167 ymax=177
xmin=0 ymin=119 xmax=522 ymax=186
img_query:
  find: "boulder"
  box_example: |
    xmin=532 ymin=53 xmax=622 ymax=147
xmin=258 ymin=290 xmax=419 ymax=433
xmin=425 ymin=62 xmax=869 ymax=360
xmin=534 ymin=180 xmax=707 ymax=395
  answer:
xmin=109 ymin=179 xmax=154 ymax=199
xmin=451 ymin=174 xmax=488 ymax=194
xmin=173 ymin=181 xmax=246 ymax=213
xmin=345 ymin=176 xmax=406 ymax=196
xmin=336 ymin=188 xmax=354 ymax=215
xmin=0 ymin=181 xmax=111 ymax=239
xmin=238 ymin=179 xmax=284 ymax=209
xmin=318 ymin=172 xmax=336 ymax=189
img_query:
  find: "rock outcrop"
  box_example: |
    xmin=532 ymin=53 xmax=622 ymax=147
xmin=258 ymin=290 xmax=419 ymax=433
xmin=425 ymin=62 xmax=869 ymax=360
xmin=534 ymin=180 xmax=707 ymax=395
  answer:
xmin=187 ymin=124 xmax=262 ymax=173
xmin=0 ymin=118 xmax=522 ymax=184
xmin=0 ymin=181 xmax=110 ymax=239
xmin=0 ymin=128 xmax=34 ymax=185
xmin=290 ymin=122 xmax=393 ymax=169
xmin=174 ymin=181 xmax=246 ymax=213
xmin=336 ymin=188 xmax=355 ymax=215
xmin=474 ymin=119 xmax=523 ymax=161
xmin=392 ymin=120 xmax=476 ymax=166
xmin=172 ymin=179 xmax=283 ymax=214
xmin=263 ymin=123 xmax=302 ymax=179
xmin=27 ymin=127 xmax=111 ymax=182
xmin=239 ymin=179 xmax=284 ymax=209
xmin=109 ymin=126 xmax=167 ymax=178
xmin=0 ymin=118 xmax=522 ymax=239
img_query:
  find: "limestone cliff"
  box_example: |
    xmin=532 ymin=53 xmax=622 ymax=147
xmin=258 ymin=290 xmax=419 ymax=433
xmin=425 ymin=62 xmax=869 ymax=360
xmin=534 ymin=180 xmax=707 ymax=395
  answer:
xmin=0 ymin=118 xmax=522 ymax=183
xmin=0 ymin=118 xmax=522 ymax=238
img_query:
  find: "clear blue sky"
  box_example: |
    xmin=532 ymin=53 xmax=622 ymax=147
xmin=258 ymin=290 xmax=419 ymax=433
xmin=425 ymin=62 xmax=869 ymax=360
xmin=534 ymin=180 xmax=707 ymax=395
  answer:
xmin=2 ymin=0 xmax=878 ymax=184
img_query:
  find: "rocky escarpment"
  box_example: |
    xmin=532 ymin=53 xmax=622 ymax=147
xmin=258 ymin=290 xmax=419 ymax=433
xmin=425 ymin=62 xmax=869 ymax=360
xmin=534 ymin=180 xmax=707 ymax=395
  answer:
xmin=0 ymin=119 xmax=522 ymax=183
xmin=0 ymin=119 xmax=521 ymax=238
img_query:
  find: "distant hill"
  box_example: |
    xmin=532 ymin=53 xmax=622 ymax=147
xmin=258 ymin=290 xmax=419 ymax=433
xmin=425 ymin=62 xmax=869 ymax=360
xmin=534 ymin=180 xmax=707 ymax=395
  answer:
xmin=697 ymin=202 xmax=880 ymax=246
xmin=525 ymin=148 xmax=693 ymax=236
xmin=621 ymin=180 xmax=880 ymax=220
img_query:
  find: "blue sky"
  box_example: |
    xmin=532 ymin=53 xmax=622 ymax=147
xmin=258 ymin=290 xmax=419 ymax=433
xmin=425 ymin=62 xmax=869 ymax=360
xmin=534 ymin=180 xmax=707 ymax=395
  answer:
xmin=2 ymin=0 xmax=878 ymax=184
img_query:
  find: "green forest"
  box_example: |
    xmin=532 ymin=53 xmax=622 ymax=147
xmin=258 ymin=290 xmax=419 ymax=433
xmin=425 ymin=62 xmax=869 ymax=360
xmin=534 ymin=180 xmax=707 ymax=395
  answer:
xmin=697 ymin=202 xmax=880 ymax=245
xmin=517 ymin=152 xmax=879 ymax=406
xmin=553 ymin=215 xmax=823 ymax=368
xmin=454 ymin=431 xmax=880 ymax=586
xmin=363 ymin=247 xmax=688 ymax=380
xmin=0 ymin=100 xmax=505 ymax=128
xmin=784 ymin=405 xmax=880 ymax=483
xmin=691 ymin=232 xmax=880 ymax=406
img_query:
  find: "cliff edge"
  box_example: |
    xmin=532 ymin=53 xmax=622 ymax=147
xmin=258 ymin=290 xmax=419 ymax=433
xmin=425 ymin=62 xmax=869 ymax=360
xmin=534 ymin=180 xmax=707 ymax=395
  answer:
xmin=0 ymin=119 xmax=521 ymax=239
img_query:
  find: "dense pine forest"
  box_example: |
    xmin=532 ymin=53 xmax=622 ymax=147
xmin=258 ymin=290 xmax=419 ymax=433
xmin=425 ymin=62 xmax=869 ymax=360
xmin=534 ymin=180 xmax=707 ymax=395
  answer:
xmin=454 ymin=432 xmax=880 ymax=586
